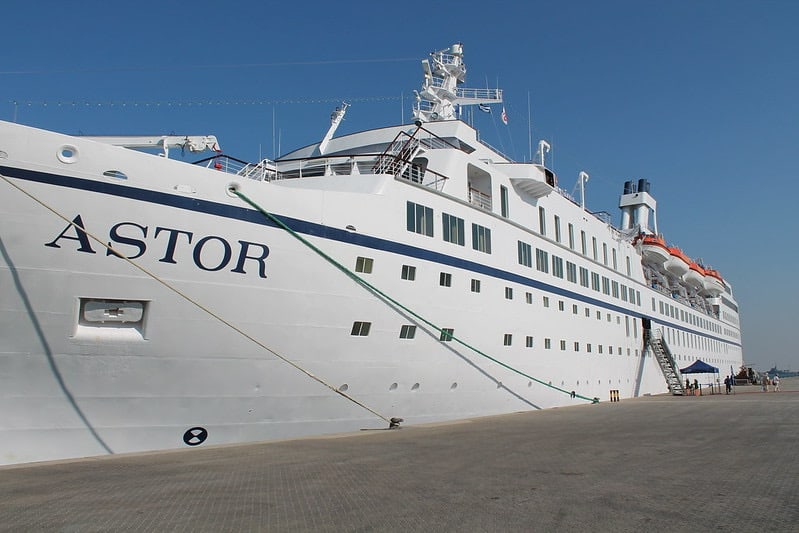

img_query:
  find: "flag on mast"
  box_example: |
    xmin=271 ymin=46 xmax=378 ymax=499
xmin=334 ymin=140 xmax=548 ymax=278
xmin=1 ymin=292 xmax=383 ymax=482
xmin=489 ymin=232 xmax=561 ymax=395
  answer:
xmin=501 ymin=106 xmax=509 ymax=125
xmin=478 ymin=103 xmax=491 ymax=113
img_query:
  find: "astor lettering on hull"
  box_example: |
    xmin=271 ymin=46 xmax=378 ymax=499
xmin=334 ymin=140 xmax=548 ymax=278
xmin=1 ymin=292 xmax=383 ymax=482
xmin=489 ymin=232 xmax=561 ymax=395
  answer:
xmin=45 ymin=215 xmax=271 ymax=277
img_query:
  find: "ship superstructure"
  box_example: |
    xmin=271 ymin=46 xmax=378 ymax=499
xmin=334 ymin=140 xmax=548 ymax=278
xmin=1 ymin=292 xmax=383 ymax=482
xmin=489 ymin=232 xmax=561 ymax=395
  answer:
xmin=0 ymin=44 xmax=743 ymax=465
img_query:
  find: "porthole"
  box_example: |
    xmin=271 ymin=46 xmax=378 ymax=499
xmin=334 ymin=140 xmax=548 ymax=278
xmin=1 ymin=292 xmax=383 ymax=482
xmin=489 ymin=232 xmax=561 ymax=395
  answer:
xmin=339 ymin=384 xmax=349 ymax=392
xmin=57 ymin=145 xmax=79 ymax=164
xmin=450 ymin=382 xmax=458 ymax=390
xmin=411 ymin=382 xmax=420 ymax=391
xmin=389 ymin=382 xmax=398 ymax=391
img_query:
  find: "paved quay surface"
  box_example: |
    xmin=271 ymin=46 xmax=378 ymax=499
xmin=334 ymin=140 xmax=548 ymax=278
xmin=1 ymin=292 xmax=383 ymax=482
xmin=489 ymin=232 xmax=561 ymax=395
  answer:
xmin=2 ymin=379 xmax=798 ymax=532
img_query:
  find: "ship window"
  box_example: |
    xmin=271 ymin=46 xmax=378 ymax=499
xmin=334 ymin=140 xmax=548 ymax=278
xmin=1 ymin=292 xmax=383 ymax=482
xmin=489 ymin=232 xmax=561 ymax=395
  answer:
xmin=592 ymin=237 xmax=598 ymax=261
xmin=399 ymin=325 xmax=417 ymax=339
xmin=579 ymin=267 xmax=589 ymax=287
xmin=440 ymin=328 xmax=454 ymax=342
xmin=602 ymin=243 xmax=608 ymax=265
xmin=591 ymin=272 xmax=600 ymax=291
xmin=602 ymin=276 xmax=610 ymax=295
xmin=560 ymin=340 xmax=566 ymax=350
xmin=585 ymin=307 xmax=590 ymax=317
xmin=552 ymin=256 xmax=564 ymax=278
xmin=518 ymin=241 xmax=532 ymax=267
xmin=503 ymin=334 xmax=513 ymax=346
xmin=535 ymin=249 xmax=549 ymax=273
xmin=580 ymin=231 xmax=587 ymax=255
xmin=471 ymin=279 xmax=481 ymax=293
xmin=406 ymin=201 xmax=434 ymax=237
xmin=355 ymin=256 xmax=373 ymax=273
xmin=587 ymin=343 xmax=592 ymax=353
xmin=500 ymin=185 xmax=509 ymax=217
xmin=572 ymin=304 xmax=578 ymax=314
xmin=568 ymin=223 xmax=575 ymax=250
xmin=440 ymin=272 xmax=452 ymax=287
xmin=596 ymin=311 xmax=601 ymax=320
xmin=598 ymin=345 xmax=604 ymax=354
xmin=626 ymin=256 xmax=632 ymax=276
xmin=558 ymin=300 xmax=565 ymax=311
xmin=442 ymin=213 xmax=465 ymax=246
xmin=543 ymin=296 xmax=550 ymax=308
xmin=401 ymin=264 xmax=416 ymax=281
xmin=538 ymin=207 xmax=547 ymax=236
xmin=505 ymin=287 xmax=513 ymax=300
xmin=544 ymin=338 xmax=552 ymax=349
xmin=566 ymin=262 xmax=577 ymax=283
xmin=621 ymin=285 xmax=628 ymax=302
xmin=525 ymin=292 xmax=533 ymax=304
xmin=574 ymin=342 xmax=580 ymax=352
xmin=526 ymin=336 xmax=534 ymax=348
xmin=612 ymin=249 xmax=618 ymax=270
xmin=472 ymin=224 xmax=492 ymax=254
xmin=554 ymin=216 xmax=561 ymax=243
xmin=612 ymin=280 xmax=619 ymax=298
xmin=350 ymin=321 xmax=371 ymax=336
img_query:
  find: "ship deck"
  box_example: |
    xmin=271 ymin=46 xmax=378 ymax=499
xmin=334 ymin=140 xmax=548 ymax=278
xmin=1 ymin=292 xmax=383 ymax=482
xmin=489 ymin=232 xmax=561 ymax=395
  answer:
xmin=3 ymin=379 xmax=797 ymax=532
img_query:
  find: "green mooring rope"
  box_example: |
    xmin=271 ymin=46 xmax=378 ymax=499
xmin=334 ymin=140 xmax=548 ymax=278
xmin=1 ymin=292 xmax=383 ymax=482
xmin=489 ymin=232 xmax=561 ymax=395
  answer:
xmin=233 ymin=187 xmax=598 ymax=404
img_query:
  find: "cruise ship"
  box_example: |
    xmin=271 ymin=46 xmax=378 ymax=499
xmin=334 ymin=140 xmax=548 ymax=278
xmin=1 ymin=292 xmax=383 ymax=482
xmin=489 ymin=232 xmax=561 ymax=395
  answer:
xmin=0 ymin=43 xmax=743 ymax=465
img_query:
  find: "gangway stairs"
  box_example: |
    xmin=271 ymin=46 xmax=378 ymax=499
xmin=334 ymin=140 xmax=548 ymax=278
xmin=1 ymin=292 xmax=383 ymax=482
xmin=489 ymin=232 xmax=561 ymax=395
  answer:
xmin=647 ymin=329 xmax=685 ymax=395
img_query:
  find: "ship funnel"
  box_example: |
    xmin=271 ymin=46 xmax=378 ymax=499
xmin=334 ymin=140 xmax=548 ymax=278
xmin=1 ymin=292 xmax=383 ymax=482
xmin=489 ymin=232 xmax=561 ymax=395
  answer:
xmin=623 ymin=181 xmax=633 ymax=194
xmin=619 ymin=178 xmax=658 ymax=233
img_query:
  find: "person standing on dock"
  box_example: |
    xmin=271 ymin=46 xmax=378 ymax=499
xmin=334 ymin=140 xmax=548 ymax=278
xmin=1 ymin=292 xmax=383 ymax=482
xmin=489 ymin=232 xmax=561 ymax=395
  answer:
xmin=773 ymin=375 xmax=780 ymax=392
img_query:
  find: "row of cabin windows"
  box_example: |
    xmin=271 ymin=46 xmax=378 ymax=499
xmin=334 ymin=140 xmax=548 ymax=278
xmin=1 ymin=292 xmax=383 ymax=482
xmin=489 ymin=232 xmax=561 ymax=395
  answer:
xmin=408 ymin=201 xmax=491 ymax=253
xmin=359 ymin=254 xmax=639 ymax=331
xmin=352 ymin=321 xmax=635 ymax=354
xmin=409 ymin=201 xmax=632 ymax=275
xmin=405 ymin=203 xmax=642 ymax=307
xmin=517 ymin=241 xmax=641 ymax=306
xmin=651 ymin=296 xmax=723 ymax=335
xmin=538 ymin=206 xmax=628 ymax=275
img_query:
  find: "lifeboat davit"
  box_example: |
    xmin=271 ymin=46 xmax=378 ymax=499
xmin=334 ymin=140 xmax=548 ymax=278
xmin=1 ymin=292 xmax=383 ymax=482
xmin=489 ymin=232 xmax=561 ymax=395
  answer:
xmin=640 ymin=235 xmax=670 ymax=271
xmin=702 ymin=268 xmax=725 ymax=297
xmin=664 ymin=246 xmax=690 ymax=279
xmin=683 ymin=262 xmax=706 ymax=291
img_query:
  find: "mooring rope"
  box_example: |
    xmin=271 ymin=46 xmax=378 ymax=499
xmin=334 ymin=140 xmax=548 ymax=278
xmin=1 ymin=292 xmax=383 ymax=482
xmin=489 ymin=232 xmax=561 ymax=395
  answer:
xmin=232 ymin=186 xmax=598 ymax=403
xmin=0 ymin=171 xmax=394 ymax=424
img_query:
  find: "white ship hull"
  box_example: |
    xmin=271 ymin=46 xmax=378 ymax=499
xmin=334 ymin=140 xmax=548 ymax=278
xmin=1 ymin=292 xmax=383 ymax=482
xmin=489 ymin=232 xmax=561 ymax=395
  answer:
xmin=0 ymin=45 xmax=743 ymax=465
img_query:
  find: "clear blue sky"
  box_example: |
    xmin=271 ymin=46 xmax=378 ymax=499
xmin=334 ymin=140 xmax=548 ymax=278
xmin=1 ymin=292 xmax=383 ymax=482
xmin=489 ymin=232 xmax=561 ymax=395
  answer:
xmin=3 ymin=0 xmax=797 ymax=370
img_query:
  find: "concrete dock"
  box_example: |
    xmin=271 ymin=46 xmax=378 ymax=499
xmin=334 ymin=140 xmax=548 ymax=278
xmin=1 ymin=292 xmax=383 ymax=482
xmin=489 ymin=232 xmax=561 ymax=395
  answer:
xmin=2 ymin=379 xmax=798 ymax=532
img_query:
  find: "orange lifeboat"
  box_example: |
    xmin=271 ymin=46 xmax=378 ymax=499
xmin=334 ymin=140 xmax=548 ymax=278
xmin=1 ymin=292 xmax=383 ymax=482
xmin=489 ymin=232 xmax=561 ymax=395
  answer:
xmin=702 ymin=268 xmax=725 ymax=297
xmin=683 ymin=262 xmax=706 ymax=290
xmin=664 ymin=246 xmax=690 ymax=279
xmin=639 ymin=234 xmax=670 ymax=271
